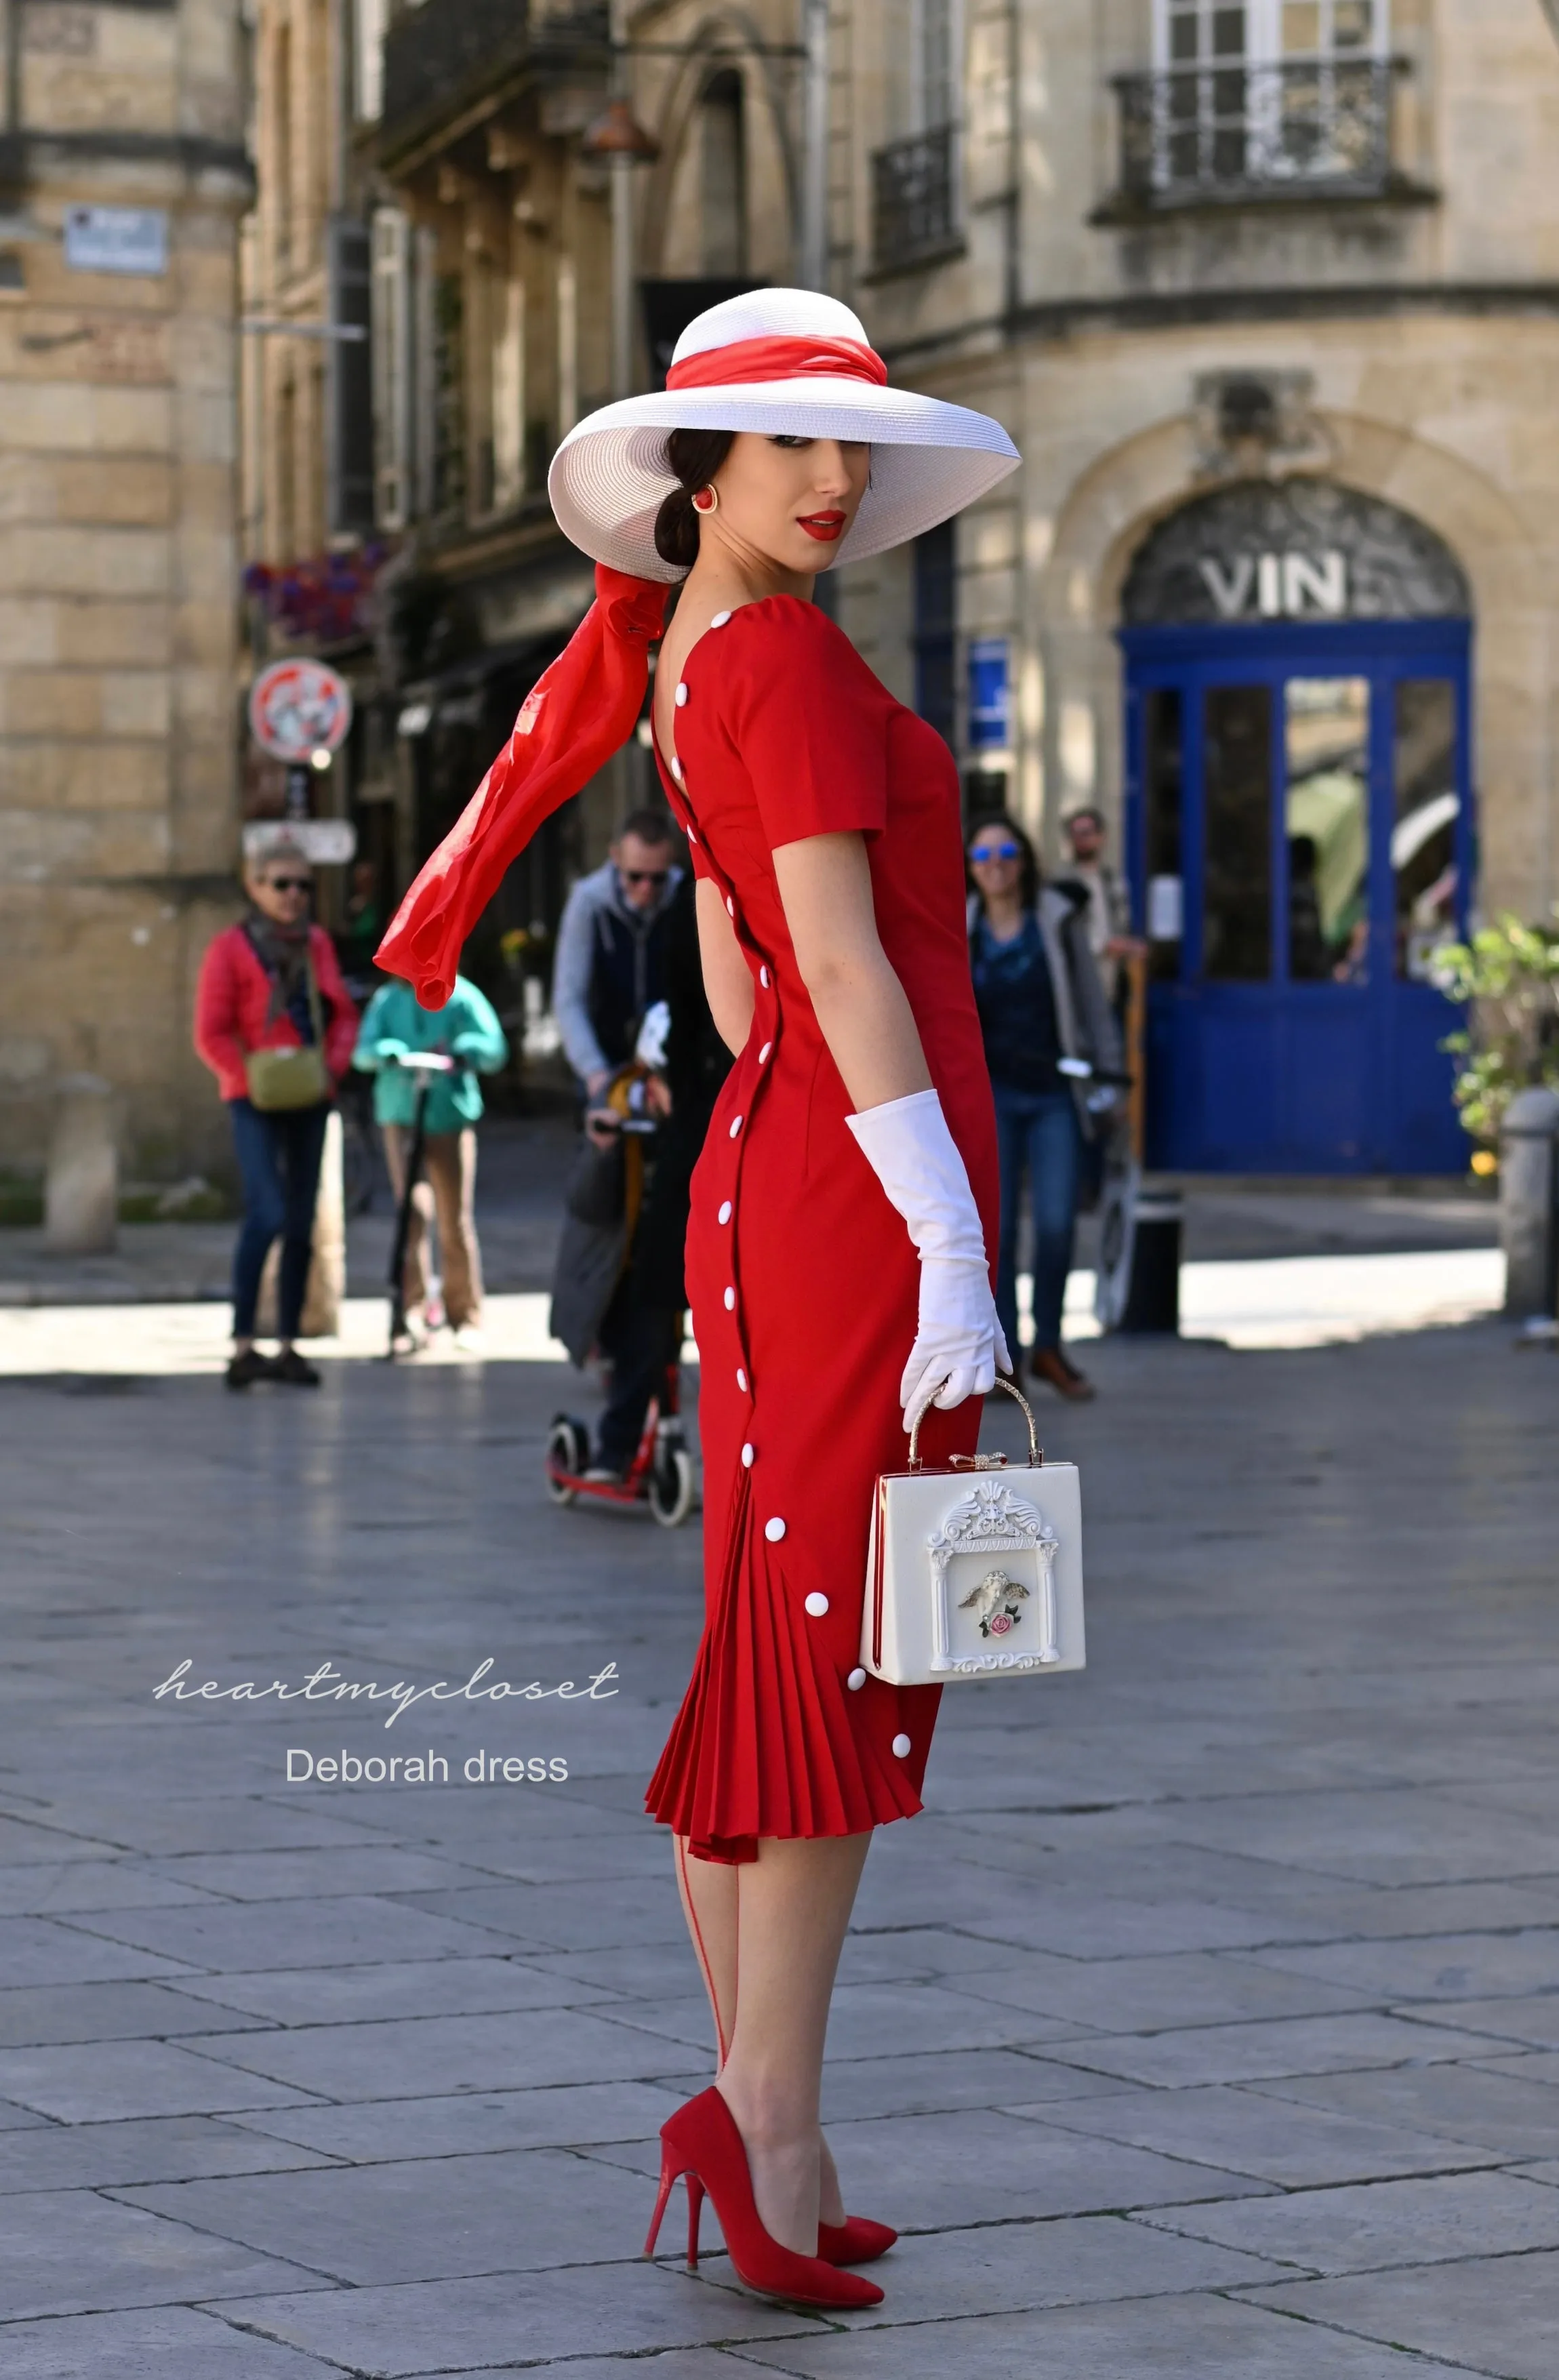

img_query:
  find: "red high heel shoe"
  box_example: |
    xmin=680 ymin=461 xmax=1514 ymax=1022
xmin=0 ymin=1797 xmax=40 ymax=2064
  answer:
xmin=817 ymin=2215 xmax=897 ymax=2265
xmin=643 ymin=2087 xmax=884 ymax=2310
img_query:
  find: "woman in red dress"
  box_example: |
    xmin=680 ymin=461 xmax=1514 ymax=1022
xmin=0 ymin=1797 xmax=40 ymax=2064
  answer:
xmin=377 ymin=290 xmax=1018 ymax=2310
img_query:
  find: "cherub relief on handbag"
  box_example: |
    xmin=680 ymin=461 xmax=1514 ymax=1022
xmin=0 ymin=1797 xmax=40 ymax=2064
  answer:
xmin=862 ymin=1378 xmax=1086 ymax=1689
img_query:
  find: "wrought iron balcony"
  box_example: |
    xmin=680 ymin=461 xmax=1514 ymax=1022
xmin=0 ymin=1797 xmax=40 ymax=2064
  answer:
xmin=381 ymin=0 xmax=609 ymax=151
xmin=1107 ymin=58 xmax=1419 ymax=214
xmin=872 ymin=124 xmax=959 ymax=273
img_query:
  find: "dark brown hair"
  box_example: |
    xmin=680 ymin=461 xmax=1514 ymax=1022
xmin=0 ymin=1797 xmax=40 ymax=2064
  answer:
xmin=966 ymin=813 xmax=1040 ymax=912
xmin=653 ymin=428 xmax=736 ymax=570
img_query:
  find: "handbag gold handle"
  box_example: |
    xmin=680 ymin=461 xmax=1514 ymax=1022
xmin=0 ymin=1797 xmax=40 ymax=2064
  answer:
xmin=909 ymin=1373 xmax=1041 ymax=1469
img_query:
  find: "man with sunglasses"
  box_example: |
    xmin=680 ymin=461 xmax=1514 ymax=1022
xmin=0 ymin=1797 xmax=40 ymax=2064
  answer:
xmin=552 ymin=809 xmax=683 ymax=1104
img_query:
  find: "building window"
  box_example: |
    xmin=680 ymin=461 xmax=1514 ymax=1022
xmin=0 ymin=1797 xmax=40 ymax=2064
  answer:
xmin=700 ymin=70 xmax=748 ymax=277
xmin=1115 ymin=0 xmax=1398 ymax=207
xmin=872 ymin=0 xmax=960 ymax=269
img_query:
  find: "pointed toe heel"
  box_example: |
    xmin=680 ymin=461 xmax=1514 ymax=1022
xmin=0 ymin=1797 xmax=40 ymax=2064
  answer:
xmin=644 ymin=2088 xmax=884 ymax=2310
xmin=817 ymin=2214 xmax=897 ymax=2265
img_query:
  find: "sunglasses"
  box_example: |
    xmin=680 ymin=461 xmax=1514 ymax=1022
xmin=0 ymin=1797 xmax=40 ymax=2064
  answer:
xmin=622 ymin=868 xmax=670 ymax=887
xmin=268 ymin=876 xmax=313 ymax=893
xmin=969 ymin=841 xmax=1021 ymax=864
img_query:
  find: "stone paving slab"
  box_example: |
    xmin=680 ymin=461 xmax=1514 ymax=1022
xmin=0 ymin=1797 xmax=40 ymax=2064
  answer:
xmin=584 ymin=2106 xmax=1272 ymax=2227
xmin=1244 ymin=2062 xmax=1559 ymax=2160
xmin=0 ymin=2187 xmax=331 ymax=2320
xmin=1012 ymin=2080 xmax=1504 ymax=2186
xmin=0 ymin=1979 xmax=268 ymax=2046
xmin=223 ymin=2080 xmax=693 ymax=2162
xmin=1247 ymin=1928 xmax=1559 ymax=2002
xmin=157 ymin=1954 xmax=622 ymax=2028
xmin=179 ymin=2006 xmax=720 ymax=2099
xmin=0 ymin=2112 xmax=336 ymax=2193
xmin=1143 ymin=2167 xmax=1559 ymax=2272
xmin=0 ymin=2038 xmax=324 ymax=2124
xmin=1247 ymin=2250 xmax=1559 ymax=2380
xmin=205 ymin=2266 xmax=825 ymax=2374
xmin=729 ymin=2288 xmax=1486 ymax=2377
xmin=62 ymin=1893 xmax=525 ymax=1972
xmin=0 ymin=1860 xmax=230 ymax=1916
xmin=1037 ymin=2009 xmax=1517 ymax=2088
xmin=117 ymin=2147 xmax=665 ymax=2283
xmin=0 ymin=2307 xmax=339 ymax=2379
xmin=0 ymin=1915 xmax=198 ymax=1987
xmin=1420 ymin=1994 xmax=1559 ymax=2051
xmin=948 ymin=1947 xmax=1380 ymax=2031
xmin=685 ymin=2212 xmax=1290 ymax=2324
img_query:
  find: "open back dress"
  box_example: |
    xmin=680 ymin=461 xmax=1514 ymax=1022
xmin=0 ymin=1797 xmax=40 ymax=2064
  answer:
xmin=645 ymin=595 xmax=1000 ymax=1864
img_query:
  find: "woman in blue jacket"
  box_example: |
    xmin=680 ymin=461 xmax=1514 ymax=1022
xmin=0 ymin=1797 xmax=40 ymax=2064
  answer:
xmin=353 ymin=975 xmax=508 ymax=1346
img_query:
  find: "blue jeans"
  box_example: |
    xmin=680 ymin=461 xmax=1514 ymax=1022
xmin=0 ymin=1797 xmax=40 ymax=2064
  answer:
xmin=991 ymin=1083 xmax=1082 ymax=1356
xmin=229 ymin=1098 xmax=329 ymax=1340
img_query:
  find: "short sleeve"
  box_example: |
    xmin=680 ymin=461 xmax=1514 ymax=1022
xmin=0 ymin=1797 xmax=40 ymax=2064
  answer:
xmin=720 ymin=598 xmax=889 ymax=851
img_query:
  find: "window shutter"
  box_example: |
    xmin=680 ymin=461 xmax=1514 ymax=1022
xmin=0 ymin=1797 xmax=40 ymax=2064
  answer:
xmin=327 ymin=215 xmax=375 ymax=538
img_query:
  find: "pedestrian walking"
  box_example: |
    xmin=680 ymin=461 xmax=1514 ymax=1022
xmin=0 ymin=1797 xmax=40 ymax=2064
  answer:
xmin=967 ymin=814 xmax=1121 ymax=1403
xmin=376 ymin=287 xmax=1019 ymax=2311
xmin=351 ymin=974 xmax=508 ymax=1350
xmin=552 ymin=810 xmax=683 ymax=1102
xmin=1059 ymin=803 xmax=1141 ymax=1007
xmin=193 ymin=841 xmax=359 ymax=1390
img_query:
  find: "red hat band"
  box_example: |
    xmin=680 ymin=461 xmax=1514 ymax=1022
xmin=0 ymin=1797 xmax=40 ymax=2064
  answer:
xmin=666 ymin=333 xmax=888 ymax=392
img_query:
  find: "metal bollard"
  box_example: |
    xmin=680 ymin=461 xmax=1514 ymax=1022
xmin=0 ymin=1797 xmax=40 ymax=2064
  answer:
xmin=1499 ymin=1085 xmax=1559 ymax=1321
xmin=43 ymin=1074 xmax=118 ymax=1255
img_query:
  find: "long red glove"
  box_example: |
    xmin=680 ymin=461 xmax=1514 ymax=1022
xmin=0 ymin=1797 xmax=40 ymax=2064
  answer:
xmin=376 ymin=565 xmax=670 ymax=1009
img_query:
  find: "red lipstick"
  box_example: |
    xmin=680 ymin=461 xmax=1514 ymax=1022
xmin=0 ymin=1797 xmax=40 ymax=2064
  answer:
xmin=798 ymin=510 xmax=846 ymax=542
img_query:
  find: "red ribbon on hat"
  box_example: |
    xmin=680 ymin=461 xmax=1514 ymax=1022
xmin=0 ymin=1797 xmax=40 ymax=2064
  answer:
xmin=376 ymin=565 xmax=668 ymax=1009
xmin=666 ymin=334 xmax=887 ymax=391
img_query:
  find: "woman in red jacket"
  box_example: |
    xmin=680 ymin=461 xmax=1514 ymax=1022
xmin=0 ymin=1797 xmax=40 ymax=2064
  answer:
xmin=194 ymin=843 xmax=359 ymax=1389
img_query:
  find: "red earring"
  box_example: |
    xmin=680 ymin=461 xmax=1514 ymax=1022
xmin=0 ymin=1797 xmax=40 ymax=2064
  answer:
xmin=692 ymin=486 xmax=719 ymax=515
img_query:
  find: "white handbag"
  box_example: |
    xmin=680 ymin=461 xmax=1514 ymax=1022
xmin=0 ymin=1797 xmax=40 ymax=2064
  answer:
xmin=862 ymin=1378 xmax=1085 ymax=1688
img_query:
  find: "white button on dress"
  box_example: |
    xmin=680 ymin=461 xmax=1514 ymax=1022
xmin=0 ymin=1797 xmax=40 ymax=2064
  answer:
xmin=725 ymin=895 xmax=735 ymax=917
xmin=736 ymin=1367 xmax=748 ymax=1391
xmin=741 ymin=1443 xmax=754 ymax=1467
xmin=847 ymin=1667 xmax=866 ymax=1691
xmin=759 ymin=965 xmax=770 ymax=988
xmin=804 ymin=1592 xmax=829 ymax=1617
xmin=765 ymin=1517 xmax=787 ymax=1543
xmin=891 ymin=1733 xmax=912 ymax=1759
xmin=712 ymin=609 xmax=732 ymax=627
xmin=723 ymin=1287 xmax=735 ymax=1312
xmin=718 ymin=1200 xmax=732 ymax=1224
xmin=729 ymin=1114 xmax=743 ymax=1137
xmin=758 ymin=1042 xmax=771 ymax=1064
xmin=670 ymin=757 xmax=684 ymax=782
xmin=687 ymin=826 xmax=698 ymax=845
xmin=674 ymin=683 xmax=688 ymax=707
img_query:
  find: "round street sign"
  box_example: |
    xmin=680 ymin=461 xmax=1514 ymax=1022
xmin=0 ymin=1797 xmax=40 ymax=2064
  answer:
xmin=248 ymin=660 xmax=353 ymax=763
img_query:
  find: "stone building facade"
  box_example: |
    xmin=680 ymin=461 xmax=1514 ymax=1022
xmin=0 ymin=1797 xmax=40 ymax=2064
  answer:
xmin=825 ymin=0 xmax=1559 ymax=1171
xmin=0 ymin=0 xmax=250 ymax=1184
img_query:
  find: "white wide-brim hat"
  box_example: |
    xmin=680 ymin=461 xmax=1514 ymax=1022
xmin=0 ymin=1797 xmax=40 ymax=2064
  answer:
xmin=548 ymin=289 xmax=1019 ymax=582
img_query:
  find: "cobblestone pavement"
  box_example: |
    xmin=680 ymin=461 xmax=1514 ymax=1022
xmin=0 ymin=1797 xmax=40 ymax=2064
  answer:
xmin=1 ymin=1314 xmax=1556 ymax=2377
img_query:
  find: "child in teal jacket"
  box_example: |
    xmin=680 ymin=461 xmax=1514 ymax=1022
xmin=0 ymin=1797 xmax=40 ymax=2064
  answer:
xmin=353 ymin=976 xmax=509 ymax=1342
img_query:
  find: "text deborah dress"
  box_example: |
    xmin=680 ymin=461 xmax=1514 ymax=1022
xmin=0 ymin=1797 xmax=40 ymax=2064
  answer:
xmin=645 ymin=597 xmax=999 ymax=1864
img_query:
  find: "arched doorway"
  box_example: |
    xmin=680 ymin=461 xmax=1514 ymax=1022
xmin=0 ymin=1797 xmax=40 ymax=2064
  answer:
xmin=1118 ymin=479 xmax=1474 ymax=1174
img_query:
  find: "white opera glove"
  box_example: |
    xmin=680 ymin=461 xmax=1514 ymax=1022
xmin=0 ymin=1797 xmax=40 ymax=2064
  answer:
xmin=845 ymin=1089 xmax=1010 ymax=1428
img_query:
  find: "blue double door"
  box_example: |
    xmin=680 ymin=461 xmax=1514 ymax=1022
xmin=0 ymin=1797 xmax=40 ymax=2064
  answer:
xmin=1122 ymin=619 xmax=1473 ymax=1175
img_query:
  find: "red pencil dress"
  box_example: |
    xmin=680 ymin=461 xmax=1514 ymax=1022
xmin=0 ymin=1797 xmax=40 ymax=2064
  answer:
xmin=645 ymin=595 xmax=1000 ymax=1865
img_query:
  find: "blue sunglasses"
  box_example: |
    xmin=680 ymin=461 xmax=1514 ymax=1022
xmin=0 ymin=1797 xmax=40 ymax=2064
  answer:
xmin=969 ymin=839 xmax=1021 ymax=863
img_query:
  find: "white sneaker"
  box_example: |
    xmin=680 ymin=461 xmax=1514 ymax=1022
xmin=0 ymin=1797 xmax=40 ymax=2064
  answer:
xmin=450 ymin=1325 xmax=486 ymax=1354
